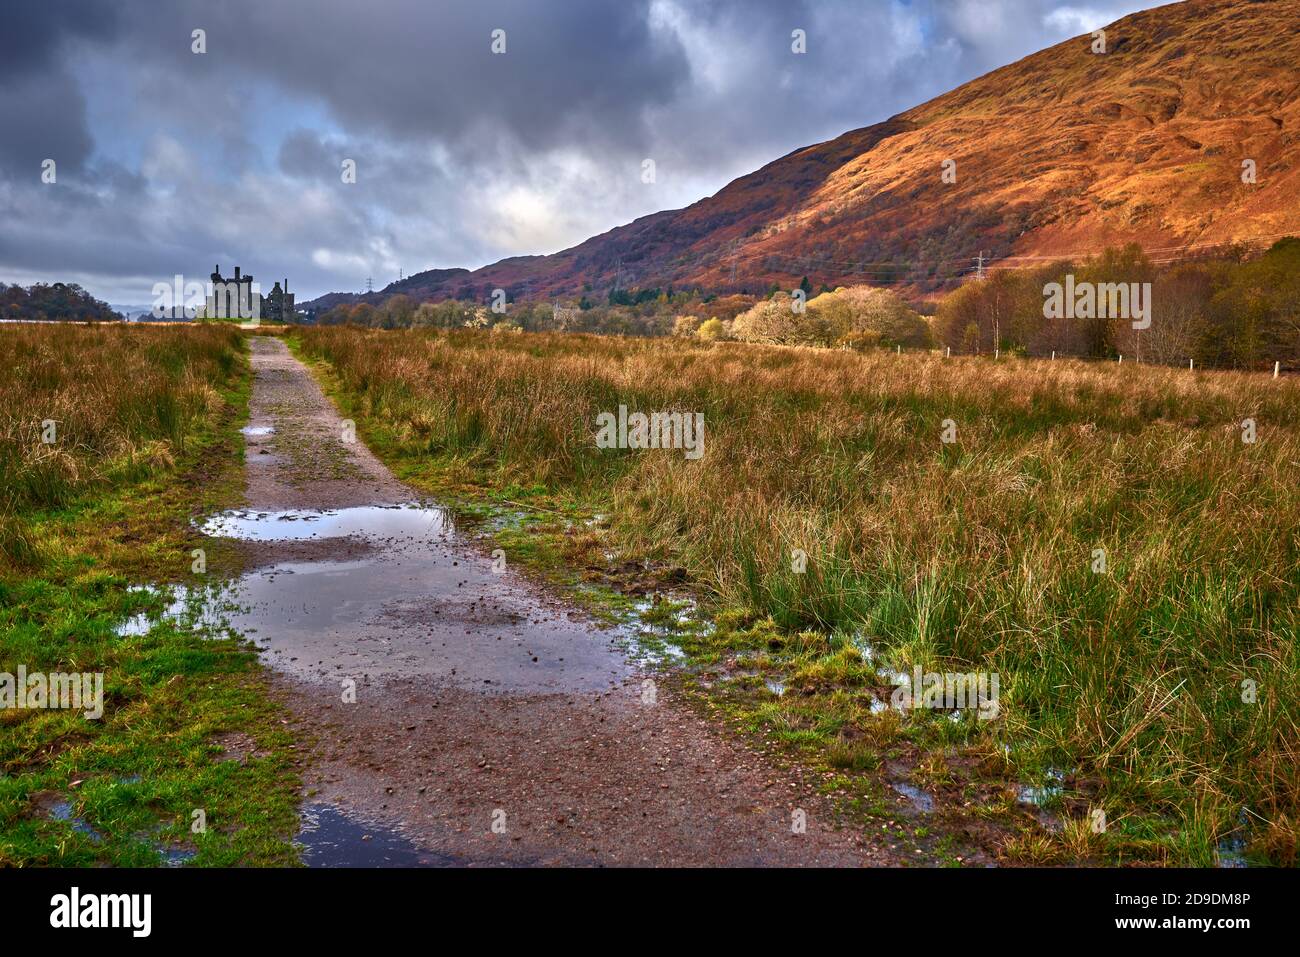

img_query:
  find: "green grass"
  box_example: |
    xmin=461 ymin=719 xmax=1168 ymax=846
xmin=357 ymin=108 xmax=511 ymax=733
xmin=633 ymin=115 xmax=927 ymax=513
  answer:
xmin=1 ymin=329 xmax=301 ymax=867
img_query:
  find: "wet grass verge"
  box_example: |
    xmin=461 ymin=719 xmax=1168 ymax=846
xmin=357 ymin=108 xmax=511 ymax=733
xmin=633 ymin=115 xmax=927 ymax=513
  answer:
xmin=0 ymin=329 xmax=301 ymax=866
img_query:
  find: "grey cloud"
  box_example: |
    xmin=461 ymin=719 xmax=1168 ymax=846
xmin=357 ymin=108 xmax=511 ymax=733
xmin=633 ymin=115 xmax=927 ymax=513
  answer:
xmin=0 ymin=0 xmax=1173 ymax=302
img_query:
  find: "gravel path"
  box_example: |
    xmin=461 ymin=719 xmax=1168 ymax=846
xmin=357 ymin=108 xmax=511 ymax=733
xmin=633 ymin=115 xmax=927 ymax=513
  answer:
xmin=238 ymin=336 xmax=896 ymax=866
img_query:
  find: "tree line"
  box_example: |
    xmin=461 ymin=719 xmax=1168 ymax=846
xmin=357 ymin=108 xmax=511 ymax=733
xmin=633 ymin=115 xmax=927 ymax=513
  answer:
xmin=1 ymin=283 xmax=119 ymax=323
xmin=314 ymin=239 xmax=1299 ymax=371
xmin=934 ymin=239 xmax=1300 ymax=369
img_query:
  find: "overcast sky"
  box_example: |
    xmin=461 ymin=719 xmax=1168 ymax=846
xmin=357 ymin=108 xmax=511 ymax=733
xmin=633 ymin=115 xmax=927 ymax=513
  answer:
xmin=0 ymin=0 xmax=1169 ymax=304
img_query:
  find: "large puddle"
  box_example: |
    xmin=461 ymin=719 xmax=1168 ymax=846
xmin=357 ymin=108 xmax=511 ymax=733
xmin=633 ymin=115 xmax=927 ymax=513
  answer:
xmin=119 ymin=501 xmax=660 ymax=865
xmin=200 ymin=504 xmax=449 ymax=542
xmin=126 ymin=504 xmax=634 ymax=696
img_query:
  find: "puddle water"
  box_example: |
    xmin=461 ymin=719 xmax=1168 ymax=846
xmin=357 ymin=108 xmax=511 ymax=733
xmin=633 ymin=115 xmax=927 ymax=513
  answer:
xmin=891 ymin=782 xmax=934 ymax=813
xmin=1216 ymin=832 xmax=1249 ymax=868
xmin=241 ymin=425 xmax=275 ymax=437
xmin=200 ymin=504 xmax=449 ymax=542
xmin=159 ymin=846 xmax=197 ymax=867
xmin=120 ymin=504 xmax=636 ymax=695
xmin=764 ymin=679 xmax=786 ymax=697
xmin=1017 ymin=768 xmax=1066 ymax=807
xmin=624 ymin=596 xmax=692 ymax=666
xmin=116 ymin=583 xmax=233 ymax=637
xmin=48 ymin=801 xmax=105 ymax=842
xmin=1216 ymin=809 xmax=1253 ymax=868
xmin=296 ymin=804 xmax=460 ymax=867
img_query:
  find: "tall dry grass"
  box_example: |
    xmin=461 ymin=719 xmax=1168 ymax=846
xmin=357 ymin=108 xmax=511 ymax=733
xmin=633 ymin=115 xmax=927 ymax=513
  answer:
xmin=298 ymin=326 xmax=1300 ymax=862
xmin=0 ymin=324 xmax=243 ymax=563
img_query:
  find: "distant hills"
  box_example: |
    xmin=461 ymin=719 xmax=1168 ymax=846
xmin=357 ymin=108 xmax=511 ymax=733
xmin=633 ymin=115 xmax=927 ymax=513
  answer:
xmin=305 ymin=0 xmax=1300 ymax=310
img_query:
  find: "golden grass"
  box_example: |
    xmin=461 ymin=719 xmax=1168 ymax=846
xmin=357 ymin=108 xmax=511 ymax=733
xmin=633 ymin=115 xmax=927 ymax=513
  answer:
xmin=0 ymin=324 xmax=243 ymax=563
xmin=297 ymin=326 xmax=1299 ymax=863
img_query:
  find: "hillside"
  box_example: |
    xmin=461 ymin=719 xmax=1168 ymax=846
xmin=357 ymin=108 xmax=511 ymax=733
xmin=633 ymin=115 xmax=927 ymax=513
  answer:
xmin=308 ymin=0 xmax=1300 ymax=307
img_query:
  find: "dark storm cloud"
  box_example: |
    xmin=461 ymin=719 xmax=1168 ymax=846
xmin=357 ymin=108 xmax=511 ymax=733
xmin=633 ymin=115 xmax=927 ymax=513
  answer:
xmin=108 ymin=0 xmax=692 ymax=154
xmin=0 ymin=0 xmax=119 ymax=81
xmin=0 ymin=70 xmax=94 ymax=173
xmin=0 ymin=0 xmax=1168 ymax=302
xmin=0 ymin=0 xmax=120 ymax=174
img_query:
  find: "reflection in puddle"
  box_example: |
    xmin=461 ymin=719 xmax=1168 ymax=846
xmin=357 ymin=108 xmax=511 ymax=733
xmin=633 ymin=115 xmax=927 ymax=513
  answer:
xmin=116 ymin=583 xmax=233 ymax=637
xmin=241 ymin=425 xmax=275 ymax=437
xmin=1017 ymin=768 xmax=1066 ymax=807
xmin=48 ymin=800 xmax=105 ymax=843
xmin=296 ymin=804 xmax=459 ymax=867
xmin=200 ymin=503 xmax=449 ymax=542
xmin=625 ymin=596 xmax=692 ymax=666
xmin=113 ymin=504 xmax=637 ymax=695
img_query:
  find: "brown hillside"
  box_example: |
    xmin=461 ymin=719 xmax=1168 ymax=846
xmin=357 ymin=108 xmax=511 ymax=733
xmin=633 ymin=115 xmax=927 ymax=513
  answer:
xmin=315 ymin=0 xmax=1300 ymax=306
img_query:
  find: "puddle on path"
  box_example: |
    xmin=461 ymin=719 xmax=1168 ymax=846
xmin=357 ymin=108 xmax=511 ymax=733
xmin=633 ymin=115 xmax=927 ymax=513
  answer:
xmin=241 ymin=425 xmax=275 ymax=437
xmin=116 ymin=583 xmax=232 ymax=637
xmin=121 ymin=504 xmax=637 ymax=695
xmin=295 ymin=804 xmax=461 ymax=867
xmin=200 ymin=503 xmax=449 ymax=542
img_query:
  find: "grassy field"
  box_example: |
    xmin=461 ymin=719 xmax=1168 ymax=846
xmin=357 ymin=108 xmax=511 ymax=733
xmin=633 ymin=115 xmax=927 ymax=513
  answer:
xmin=292 ymin=325 xmax=1300 ymax=866
xmin=0 ymin=325 xmax=300 ymax=866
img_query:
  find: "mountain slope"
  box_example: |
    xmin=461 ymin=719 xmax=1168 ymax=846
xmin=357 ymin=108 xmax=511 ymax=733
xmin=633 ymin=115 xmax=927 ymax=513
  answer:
xmin=313 ymin=0 xmax=1300 ymax=307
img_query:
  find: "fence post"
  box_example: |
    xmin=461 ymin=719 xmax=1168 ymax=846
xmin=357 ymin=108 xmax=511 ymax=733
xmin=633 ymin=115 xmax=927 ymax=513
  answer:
xmin=1189 ymin=358 xmax=1194 ymax=370
xmin=1118 ymin=355 xmax=1123 ymax=364
xmin=1275 ymin=361 xmax=1281 ymax=379
xmin=1051 ymin=350 xmax=1055 ymax=361
xmin=946 ymin=346 xmax=951 ymax=358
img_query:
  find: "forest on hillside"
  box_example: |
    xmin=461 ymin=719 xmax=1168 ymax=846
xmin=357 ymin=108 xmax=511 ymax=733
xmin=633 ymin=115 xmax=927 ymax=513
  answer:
xmin=313 ymin=239 xmax=1300 ymax=371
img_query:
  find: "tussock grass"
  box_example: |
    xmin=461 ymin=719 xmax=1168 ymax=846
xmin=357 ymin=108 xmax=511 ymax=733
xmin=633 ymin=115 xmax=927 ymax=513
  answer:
xmin=0 ymin=324 xmax=241 ymax=564
xmin=296 ymin=326 xmax=1299 ymax=864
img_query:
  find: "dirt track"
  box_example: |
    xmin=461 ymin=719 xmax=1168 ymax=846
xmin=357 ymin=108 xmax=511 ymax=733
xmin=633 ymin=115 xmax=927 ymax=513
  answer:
xmin=234 ymin=336 xmax=902 ymax=866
